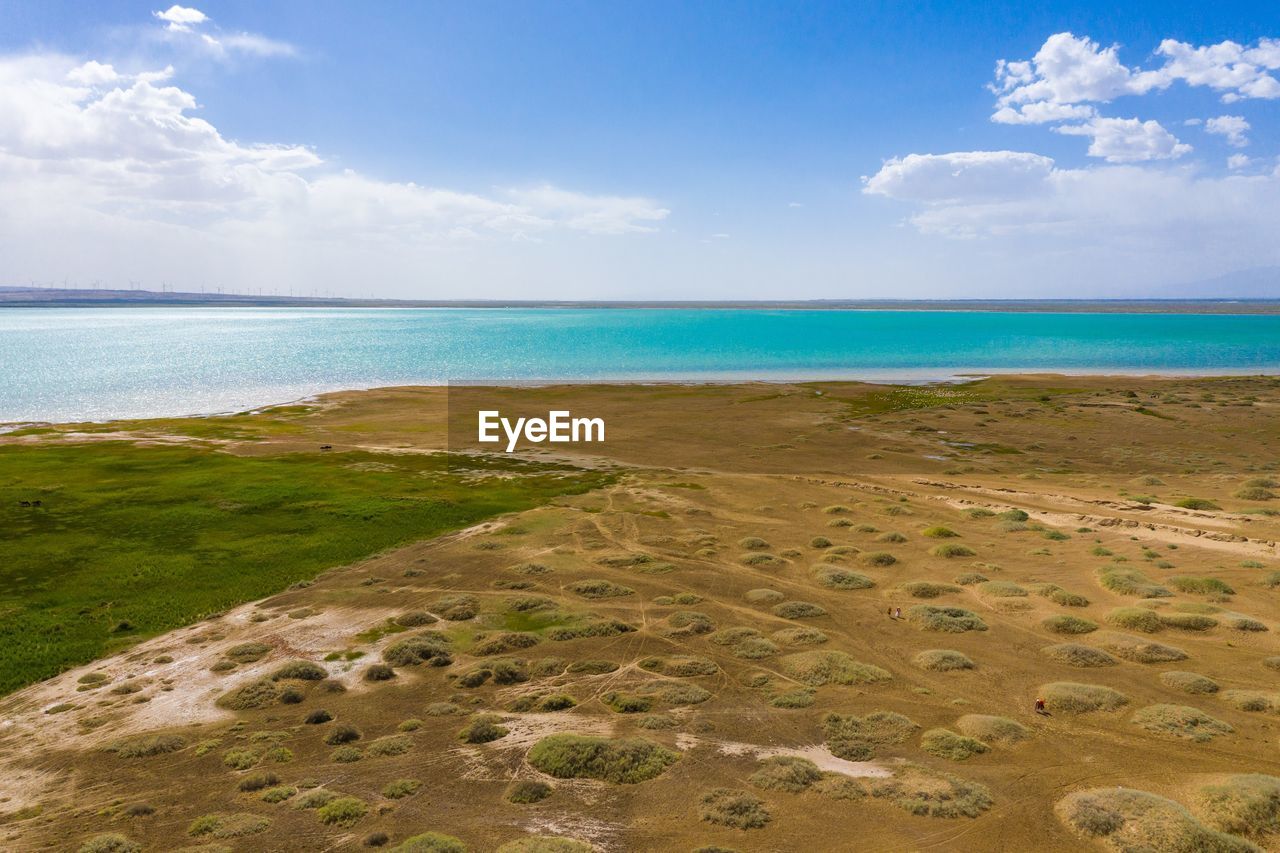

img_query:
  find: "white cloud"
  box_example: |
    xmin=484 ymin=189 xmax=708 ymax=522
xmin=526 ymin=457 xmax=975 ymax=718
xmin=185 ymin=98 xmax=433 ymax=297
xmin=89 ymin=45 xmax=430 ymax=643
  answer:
xmin=862 ymin=150 xmax=1280 ymax=274
xmin=0 ymin=54 xmax=668 ymax=255
xmin=1054 ymin=117 xmax=1192 ymax=163
xmin=152 ymin=4 xmax=296 ymax=59
xmin=863 ymin=151 xmax=1056 ymax=203
xmin=1227 ymin=153 xmax=1254 ymax=170
xmin=153 ymin=5 xmax=208 ymax=32
xmin=1205 ymin=114 xmax=1251 ymax=147
xmin=994 ymin=33 xmax=1280 ymax=122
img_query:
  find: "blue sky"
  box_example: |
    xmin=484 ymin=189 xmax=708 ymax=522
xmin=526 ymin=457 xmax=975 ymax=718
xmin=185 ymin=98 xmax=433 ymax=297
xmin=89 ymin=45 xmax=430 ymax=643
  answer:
xmin=1 ymin=1 xmax=1278 ymax=298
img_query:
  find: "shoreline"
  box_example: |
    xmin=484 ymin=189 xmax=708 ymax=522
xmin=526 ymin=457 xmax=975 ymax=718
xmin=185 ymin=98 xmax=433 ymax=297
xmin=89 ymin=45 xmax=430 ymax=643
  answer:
xmin=5 ymin=368 xmax=1280 ymax=429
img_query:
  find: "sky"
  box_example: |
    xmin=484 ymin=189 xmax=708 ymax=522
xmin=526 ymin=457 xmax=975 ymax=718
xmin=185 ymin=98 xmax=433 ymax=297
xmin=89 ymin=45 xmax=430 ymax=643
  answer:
xmin=1 ymin=1 xmax=1279 ymax=300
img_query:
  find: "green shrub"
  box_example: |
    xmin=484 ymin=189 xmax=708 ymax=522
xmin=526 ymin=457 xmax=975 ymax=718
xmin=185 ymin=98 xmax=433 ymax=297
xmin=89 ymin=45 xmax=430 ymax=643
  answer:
xmin=1099 ymin=567 xmax=1171 ymax=598
xmin=271 ymin=660 xmax=327 ymax=681
xmin=458 ymin=714 xmax=509 ymax=743
xmin=749 ymin=755 xmax=822 ymax=792
xmin=567 ymin=579 xmax=635 ymax=599
xmin=810 ymin=536 xmax=833 ymax=549
xmin=1105 ymin=607 xmax=1165 ymax=633
xmin=699 ymin=788 xmax=770 ymax=829
xmin=395 ymin=610 xmax=437 ymax=627
xmin=601 ymin=691 xmax=652 ymax=713
xmin=914 ymin=649 xmax=975 ymax=671
xmin=922 ymin=526 xmax=959 ymax=538
xmin=999 ymin=509 xmax=1029 ymax=522
xmin=388 ymin=832 xmax=468 ymax=852
xmin=638 ymin=655 xmax=718 ymax=677
xmin=526 ymin=735 xmax=679 ymax=784
xmin=105 ymin=733 xmax=186 ymax=758
xmin=1221 ymin=690 xmax=1280 ymax=713
xmin=494 ymin=838 xmax=593 ymax=853
xmin=1041 ymin=644 xmax=1117 ymax=668
xmin=954 ymin=572 xmax=988 ymax=585
xmin=770 ymin=689 xmax=816 ymax=708
xmin=780 ymin=651 xmax=891 ymax=686
xmin=324 ymin=724 xmax=361 ymax=745
xmin=812 ymin=567 xmax=875 ymax=590
xmin=878 ymin=531 xmax=908 ymax=543
xmin=1175 ymin=498 xmax=1221 ymax=511
xmin=382 ymin=779 xmax=422 ymax=799
xmin=293 ymin=789 xmax=340 ymax=809
xmin=771 ymin=626 xmax=828 ymax=645
xmin=908 ymin=605 xmax=987 ymax=632
xmin=1160 ymin=671 xmax=1219 ymax=694
xmin=77 ymin=835 xmax=140 ymax=853
xmin=869 ymin=763 xmax=993 ymax=817
xmin=367 ymin=734 xmax=413 ymax=757
xmin=1197 ymin=774 xmax=1280 ymax=839
xmin=978 ymin=580 xmax=1026 ymax=597
xmin=216 ymin=678 xmax=280 ymax=710
xmin=1130 ymin=704 xmax=1232 ymax=742
xmin=222 ymin=748 xmax=258 ymax=770
xmin=1043 ymin=615 xmax=1098 ymax=635
xmin=304 ymin=708 xmax=333 ymax=725
xmin=187 ymin=812 xmax=271 ymax=838
xmin=1097 ymin=633 xmax=1188 ymax=663
xmin=920 ymin=728 xmax=989 ymax=761
xmin=822 ymin=710 xmax=918 ymax=760
xmin=317 ymin=796 xmax=366 ymax=826
xmin=431 ymin=594 xmax=480 ymax=620
xmin=382 ymin=632 xmax=453 ymax=667
xmin=237 ymin=772 xmax=279 ymax=792
xmin=931 ymin=544 xmax=976 ymax=558
xmin=1171 ymin=576 xmax=1236 ymax=596
xmin=472 ymin=633 xmax=541 ymax=656
xmin=1160 ymin=613 xmax=1219 ymax=631
xmin=364 ymin=664 xmax=396 ymax=681
xmin=1235 ymin=487 xmax=1276 ymax=501
xmin=261 ymin=785 xmax=296 ymax=803
xmin=1041 ymin=682 xmax=1129 ymax=713
xmin=772 ymin=601 xmax=827 ymax=619
xmin=956 ymin=715 xmax=1029 ymax=745
xmin=330 ymin=746 xmax=362 ymax=762
xmin=505 ymin=780 xmax=553 ymax=804
xmin=901 ymin=581 xmax=961 ymax=599
xmin=738 ymin=536 xmax=770 ymax=549
xmin=1056 ymin=787 xmax=1254 ymax=851
xmin=225 ymin=642 xmax=271 ymax=663
xmin=565 ymin=660 xmax=618 ymax=674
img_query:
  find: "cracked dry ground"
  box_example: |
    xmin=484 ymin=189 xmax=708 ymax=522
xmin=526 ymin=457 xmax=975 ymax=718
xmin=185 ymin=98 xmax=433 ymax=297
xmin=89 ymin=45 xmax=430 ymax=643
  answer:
xmin=4 ymin=375 xmax=1280 ymax=852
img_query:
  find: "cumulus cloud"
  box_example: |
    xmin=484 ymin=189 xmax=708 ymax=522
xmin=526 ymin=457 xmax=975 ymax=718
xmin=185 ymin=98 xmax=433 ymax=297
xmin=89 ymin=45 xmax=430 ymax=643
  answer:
xmin=1205 ymin=115 xmax=1251 ymax=147
xmin=1227 ymin=153 xmax=1254 ymax=170
xmin=154 ymin=5 xmax=207 ymax=32
xmin=1054 ymin=117 xmax=1192 ymax=163
xmin=0 ymin=54 xmax=668 ymax=250
xmin=862 ymin=151 xmax=1055 ymax=202
xmin=152 ymin=4 xmax=297 ymax=59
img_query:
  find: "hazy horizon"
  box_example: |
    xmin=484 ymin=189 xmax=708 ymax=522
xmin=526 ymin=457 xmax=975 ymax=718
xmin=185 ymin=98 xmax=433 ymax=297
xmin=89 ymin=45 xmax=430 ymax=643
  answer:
xmin=2 ymin=2 xmax=1278 ymax=300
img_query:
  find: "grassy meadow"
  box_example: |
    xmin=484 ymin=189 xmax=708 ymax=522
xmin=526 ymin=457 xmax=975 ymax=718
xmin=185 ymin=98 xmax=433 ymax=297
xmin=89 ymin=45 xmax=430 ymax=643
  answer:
xmin=0 ymin=441 xmax=611 ymax=693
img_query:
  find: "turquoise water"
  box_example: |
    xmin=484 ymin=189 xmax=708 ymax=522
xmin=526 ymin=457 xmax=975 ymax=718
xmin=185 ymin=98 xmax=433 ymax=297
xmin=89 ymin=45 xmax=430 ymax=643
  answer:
xmin=3 ymin=307 xmax=1280 ymax=423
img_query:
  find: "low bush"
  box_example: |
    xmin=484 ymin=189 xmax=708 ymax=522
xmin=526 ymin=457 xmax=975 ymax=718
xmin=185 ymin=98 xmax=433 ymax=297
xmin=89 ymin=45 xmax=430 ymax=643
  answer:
xmin=225 ymin=642 xmax=271 ymax=663
xmin=505 ymin=780 xmax=552 ymax=804
xmin=367 ymin=734 xmax=413 ymax=756
xmin=364 ymin=664 xmax=396 ymax=682
xmin=922 ymin=526 xmax=960 ymax=538
xmin=908 ymin=605 xmax=988 ymax=633
xmin=900 ymin=581 xmax=961 ymax=599
xmin=567 ymin=580 xmax=635 ymax=599
xmin=1041 ymin=644 xmax=1117 ymax=668
xmin=955 ymin=572 xmax=988 ymax=585
xmin=187 ymin=813 xmax=270 ymax=838
xmin=1041 ymin=682 xmax=1129 ymax=713
xmin=956 ymin=715 xmax=1029 ymax=745
xmin=1171 ymin=576 xmax=1236 ymax=596
xmin=862 ymin=551 xmax=898 ymax=566
xmin=1221 ymin=690 xmax=1280 ymax=713
xmin=780 ymin=651 xmax=891 ymax=686
xmin=931 ymin=544 xmax=976 ymax=558
xmin=811 ymin=567 xmax=875 ymax=590
xmin=304 ymin=708 xmax=333 ymax=725
xmin=388 ymin=832 xmax=467 ymax=852
xmin=526 ymin=734 xmax=679 ymax=784
xmin=1039 ymin=614 xmax=1100 ymax=635
xmin=914 ymin=649 xmax=975 ymax=671
xmin=105 ymin=734 xmax=186 ymax=758
xmin=699 ymin=788 xmax=770 ymax=829
xmin=772 ymin=601 xmax=827 ymax=619
xmin=1175 ymin=498 xmax=1222 ymax=511
xmin=1160 ymin=671 xmax=1219 ymax=694
xmin=458 ymin=714 xmax=509 ymax=744
xmin=1105 ymin=608 xmax=1165 ymax=633
xmin=216 ymin=678 xmax=280 ymax=710
xmin=324 ymin=724 xmax=362 ymax=745
xmin=1197 ymin=774 xmax=1280 ymax=839
xmin=920 ymin=728 xmax=989 ymax=761
xmin=1056 ymin=787 xmax=1253 ymax=851
xmin=1130 ymin=704 xmax=1233 ymax=742
xmin=1099 ymin=567 xmax=1171 ymax=598
xmin=317 ymin=796 xmax=367 ymax=826
xmin=978 ymin=581 xmax=1027 ymax=598
xmin=495 ymin=838 xmax=594 ymax=852
xmin=749 ymin=755 xmax=823 ymax=792
xmin=383 ymin=632 xmax=453 ymax=667
xmin=77 ymin=835 xmax=140 ymax=853
xmin=822 ymin=710 xmax=918 ymax=760
xmin=869 ymin=763 xmax=993 ymax=818
xmin=271 ymin=660 xmax=327 ymax=681
xmin=1096 ymin=633 xmax=1188 ymax=664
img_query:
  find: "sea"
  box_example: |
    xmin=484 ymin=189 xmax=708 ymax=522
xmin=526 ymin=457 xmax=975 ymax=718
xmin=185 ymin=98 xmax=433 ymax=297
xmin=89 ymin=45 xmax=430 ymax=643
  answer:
xmin=4 ymin=306 xmax=1280 ymax=423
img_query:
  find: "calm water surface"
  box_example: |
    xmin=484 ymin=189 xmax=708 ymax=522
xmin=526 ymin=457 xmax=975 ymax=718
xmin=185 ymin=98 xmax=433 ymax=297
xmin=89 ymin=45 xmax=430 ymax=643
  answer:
xmin=3 ymin=307 xmax=1280 ymax=422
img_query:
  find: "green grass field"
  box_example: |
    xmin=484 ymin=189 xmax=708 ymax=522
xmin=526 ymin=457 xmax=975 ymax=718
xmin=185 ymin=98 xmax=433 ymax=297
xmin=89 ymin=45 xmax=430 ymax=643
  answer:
xmin=0 ymin=442 xmax=612 ymax=694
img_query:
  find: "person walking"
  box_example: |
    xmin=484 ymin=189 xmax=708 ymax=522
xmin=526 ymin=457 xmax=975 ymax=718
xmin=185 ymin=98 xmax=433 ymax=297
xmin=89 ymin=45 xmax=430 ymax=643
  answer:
xmin=1035 ymin=696 xmax=1046 ymax=714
